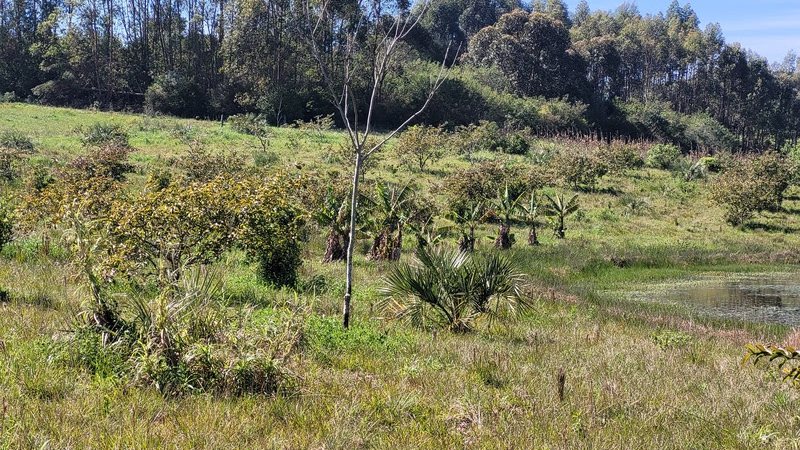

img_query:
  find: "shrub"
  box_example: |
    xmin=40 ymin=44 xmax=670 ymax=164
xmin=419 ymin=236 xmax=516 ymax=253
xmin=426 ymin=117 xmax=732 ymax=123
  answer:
xmin=394 ymin=125 xmax=445 ymax=172
xmin=379 ymin=246 xmax=528 ymax=332
xmin=235 ymin=175 xmax=307 ymax=287
xmin=69 ymin=144 xmax=134 ymax=180
xmin=68 ymin=270 xmax=304 ymax=396
xmin=698 ymin=156 xmax=722 ymax=173
xmin=710 ymin=153 xmax=794 ymax=225
xmin=81 ymin=123 xmax=129 ymax=148
xmin=498 ymin=132 xmax=529 ymax=155
xmin=0 ymin=130 xmax=35 ymax=152
xmin=451 ymin=121 xmax=504 ymax=159
xmin=144 ymin=72 xmax=209 ymax=117
xmin=645 ymin=144 xmax=681 ymax=170
xmin=177 ymin=145 xmax=246 ymax=182
xmin=229 ymin=113 xmax=273 ymax=152
xmin=546 ymin=192 xmax=579 ymax=239
xmin=108 ymin=177 xmax=240 ymax=284
xmin=597 ymin=143 xmax=644 ymax=173
xmin=253 ymin=149 xmax=279 ymax=167
xmin=549 ymin=151 xmax=607 ymax=190
xmin=444 ymin=160 xmax=534 ymax=212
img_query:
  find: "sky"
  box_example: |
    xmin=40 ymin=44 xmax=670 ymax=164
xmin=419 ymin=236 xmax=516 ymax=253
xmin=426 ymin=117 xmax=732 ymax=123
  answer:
xmin=565 ymin=0 xmax=800 ymax=64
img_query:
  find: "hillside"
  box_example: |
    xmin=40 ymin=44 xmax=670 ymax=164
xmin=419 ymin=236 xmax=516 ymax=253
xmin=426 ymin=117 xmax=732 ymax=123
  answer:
xmin=1 ymin=103 xmax=800 ymax=448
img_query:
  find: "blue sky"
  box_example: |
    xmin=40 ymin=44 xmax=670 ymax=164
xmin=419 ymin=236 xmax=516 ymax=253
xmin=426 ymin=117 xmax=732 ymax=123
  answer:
xmin=566 ymin=1 xmax=800 ymax=63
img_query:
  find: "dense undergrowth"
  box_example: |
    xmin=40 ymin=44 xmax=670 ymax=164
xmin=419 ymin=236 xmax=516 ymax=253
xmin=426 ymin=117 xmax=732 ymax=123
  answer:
xmin=2 ymin=104 xmax=800 ymax=447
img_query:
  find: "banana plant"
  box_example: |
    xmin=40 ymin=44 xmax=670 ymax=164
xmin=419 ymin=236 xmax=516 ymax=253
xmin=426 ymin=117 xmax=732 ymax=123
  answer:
xmin=519 ymin=191 xmax=541 ymax=246
xmin=313 ymin=187 xmax=349 ymax=263
xmin=493 ymin=185 xmax=521 ymax=250
xmin=364 ymin=182 xmax=416 ymax=261
xmin=449 ymin=201 xmax=486 ymax=253
xmin=409 ymin=214 xmax=450 ymax=251
xmin=545 ymin=192 xmax=579 ymax=239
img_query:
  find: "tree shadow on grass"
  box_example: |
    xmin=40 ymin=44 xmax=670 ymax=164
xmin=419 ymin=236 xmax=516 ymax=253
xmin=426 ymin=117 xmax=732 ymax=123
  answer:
xmin=743 ymin=221 xmax=800 ymax=233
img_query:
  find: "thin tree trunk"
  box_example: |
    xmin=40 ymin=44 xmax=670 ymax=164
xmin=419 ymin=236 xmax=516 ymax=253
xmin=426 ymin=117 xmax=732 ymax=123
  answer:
xmin=343 ymin=152 xmax=362 ymax=329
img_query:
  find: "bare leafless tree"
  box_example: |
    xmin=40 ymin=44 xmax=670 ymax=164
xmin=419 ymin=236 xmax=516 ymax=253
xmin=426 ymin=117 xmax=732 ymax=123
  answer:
xmin=300 ymin=0 xmax=452 ymax=328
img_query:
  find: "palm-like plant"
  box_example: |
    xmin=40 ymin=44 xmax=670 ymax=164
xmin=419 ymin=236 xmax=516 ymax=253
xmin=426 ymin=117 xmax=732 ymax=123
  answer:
xmin=519 ymin=191 xmax=541 ymax=246
xmin=409 ymin=214 xmax=449 ymax=251
xmin=546 ymin=192 xmax=579 ymax=239
xmin=450 ymin=201 xmax=486 ymax=253
xmin=493 ymin=185 xmax=521 ymax=250
xmin=379 ymin=246 xmax=528 ymax=332
xmin=313 ymin=188 xmax=349 ymax=263
xmin=365 ymin=182 xmax=416 ymax=261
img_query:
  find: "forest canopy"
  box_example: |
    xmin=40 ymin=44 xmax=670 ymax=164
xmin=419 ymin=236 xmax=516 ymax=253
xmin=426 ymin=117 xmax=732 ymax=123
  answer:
xmin=1 ymin=0 xmax=799 ymax=150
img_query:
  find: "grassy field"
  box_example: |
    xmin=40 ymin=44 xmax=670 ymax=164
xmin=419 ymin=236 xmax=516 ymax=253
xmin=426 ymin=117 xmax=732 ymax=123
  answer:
xmin=2 ymin=103 xmax=800 ymax=448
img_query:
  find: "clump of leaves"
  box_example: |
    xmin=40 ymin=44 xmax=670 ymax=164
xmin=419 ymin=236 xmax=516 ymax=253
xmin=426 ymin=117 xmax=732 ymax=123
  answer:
xmin=69 ymin=144 xmax=134 ymax=180
xmin=0 ymin=198 xmax=14 ymax=249
xmin=394 ymin=125 xmax=445 ymax=172
xmin=380 ymin=246 xmax=527 ymax=332
xmin=0 ymin=130 xmax=35 ymax=152
xmin=68 ymin=268 xmax=304 ymax=396
xmin=549 ymin=151 xmax=607 ymax=190
xmin=710 ymin=153 xmax=794 ymax=226
xmin=491 ymin=185 xmax=520 ymax=250
xmin=673 ymin=158 xmax=707 ymax=181
xmin=364 ymin=182 xmax=418 ymax=261
xmin=744 ymin=343 xmax=800 ymax=386
xmin=236 ymin=175 xmax=307 ymax=287
xmin=80 ymin=122 xmax=130 ymax=148
xmin=313 ymin=186 xmax=349 ymax=263
xmin=597 ymin=143 xmax=644 ymax=173
xmin=652 ymin=330 xmax=692 ymax=350
xmin=177 ymin=145 xmax=246 ymax=182
xmin=546 ymin=192 xmax=578 ymax=239
xmin=619 ymin=193 xmax=649 ymax=216
xmin=0 ymin=130 xmax=36 ymax=181
xmin=645 ymin=143 xmax=681 ymax=170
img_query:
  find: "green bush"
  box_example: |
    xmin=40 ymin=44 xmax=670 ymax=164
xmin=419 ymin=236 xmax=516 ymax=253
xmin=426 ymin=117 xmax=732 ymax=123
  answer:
xmin=229 ymin=113 xmax=272 ymax=152
xmin=144 ymin=72 xmax=209 ymax=117
xmin=394 ymin=125 xmax=446 ymax=171
xmin=81 ymin=122 xmax=129 ymax=148
xmin=178 ymin=145 xmax=246 ymax=182
xmin=253 ymin=149 xmax=280 ymax=167
xmin=698 ymin=156 xmax=722 ymax=173
xmin=69 ymin=144 xmax=134 ymax=180
xmin=0 ymin=130 xmax=35 ymax=152
xmin=646 ymin=144 xmax=682 ymax=169
xmin=236 ymin=175 xmax=307 ymax=287
xmin=0 ymin=92 xmax=17 ymax=103
xmin=549 ymin=151 xmax=607 ymax=190
xmin=67 ymin=276 xmax=304 ymax=396
xmin=597 ymin=143 xmax=644 ymax=173
xmin=444 ymin=160 xmax=534 ymax=212
xmin=499 ymin=133 xmax=530 ymax=155
xmin=710 ymin=153 xmax=794 ymax=225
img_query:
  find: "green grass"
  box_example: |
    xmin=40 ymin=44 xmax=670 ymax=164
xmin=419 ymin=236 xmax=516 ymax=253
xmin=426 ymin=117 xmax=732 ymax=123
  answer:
xmin=2 ymin=103 xmax=800 ymax=447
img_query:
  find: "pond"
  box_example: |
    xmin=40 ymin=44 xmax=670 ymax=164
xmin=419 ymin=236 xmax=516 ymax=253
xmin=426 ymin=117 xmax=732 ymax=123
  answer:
xmin=626 ymin=273 xmax=800 ymax=326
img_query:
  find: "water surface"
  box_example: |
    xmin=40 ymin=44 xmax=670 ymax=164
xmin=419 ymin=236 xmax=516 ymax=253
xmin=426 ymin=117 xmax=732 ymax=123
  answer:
xmin=627 ymin=273 xmax=800 ymax=326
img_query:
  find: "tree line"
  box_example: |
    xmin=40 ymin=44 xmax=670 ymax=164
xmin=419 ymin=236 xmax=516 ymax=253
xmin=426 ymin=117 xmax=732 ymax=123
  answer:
xmin=1 ymin=0 xmax=799 ymax=150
